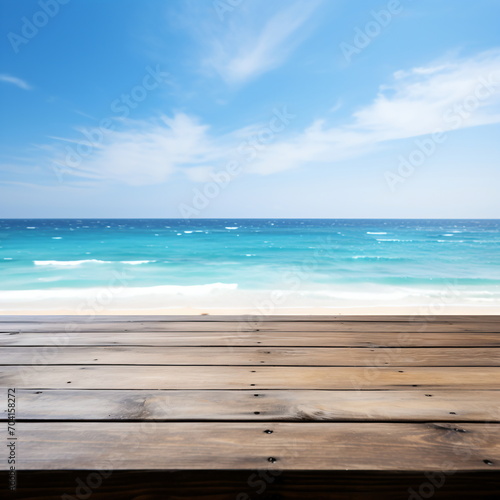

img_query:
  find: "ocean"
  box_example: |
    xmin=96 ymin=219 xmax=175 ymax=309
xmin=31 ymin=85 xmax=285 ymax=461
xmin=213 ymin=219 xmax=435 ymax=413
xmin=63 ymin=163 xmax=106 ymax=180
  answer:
xmin=0 ymin=219 xmax=499 ymax=313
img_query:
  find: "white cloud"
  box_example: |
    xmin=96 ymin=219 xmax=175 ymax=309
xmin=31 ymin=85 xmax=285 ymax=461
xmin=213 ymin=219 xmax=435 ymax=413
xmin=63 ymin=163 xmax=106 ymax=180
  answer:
xmin=248 ymin=49 xmax=500 ymax=174
xmin=353 ymin=50 xmax=500 ymax=138
xmin=0 ymin=74 xmax=32 ymax=90
xmin=43 ymin=49 xmax=500 ymax=185
xmin=184 ymin=166 xmax=216 ymax=182
xmin=50 ymin=113 xmax=222 ymax=186
xmin=200 ymin=0 xmax=324 ymax=84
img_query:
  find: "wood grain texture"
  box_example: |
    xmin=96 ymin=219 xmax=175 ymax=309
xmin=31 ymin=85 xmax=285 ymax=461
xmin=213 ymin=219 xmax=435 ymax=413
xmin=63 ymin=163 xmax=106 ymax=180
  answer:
xmin=8 ymin=389 xmax=500 ymax=422
xmin=2 ymin=314 xmax=500 ymax=322
xmin=1 ymin=365 xmax=499 ymax=390
xmin=2 ymin=315 xmax=500 ymax=480
xmin=4 ymin=331 xmax=500 ymax=347
xmin=7 ymin=422 xmax=500 ymax=471
xmin=2 ymin=320 xmax=500 ymax=332
xmin=2 ymin=346 xmax=499 ymax=366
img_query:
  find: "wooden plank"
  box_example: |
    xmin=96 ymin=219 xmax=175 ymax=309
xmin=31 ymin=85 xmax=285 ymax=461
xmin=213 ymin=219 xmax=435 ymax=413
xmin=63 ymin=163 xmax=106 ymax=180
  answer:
xmin=1 ymin=314 xmax=499 ymax=322
xmin=9 ymin=389 xmax=500 ymax=422
xmin=2 ymin=365 xmax=499 ymax=390
xmin=2 ymin=321 xmax=500 ymax=332
xmin=4 ymin=470 xmax=500 ymax=500
xmin=8 ymin=422 xmax=500 ymax=470
xmin=2 ymin=346 xmax=499 ymax=366
xmin=3 ymin=331 xmax=500 ymax=347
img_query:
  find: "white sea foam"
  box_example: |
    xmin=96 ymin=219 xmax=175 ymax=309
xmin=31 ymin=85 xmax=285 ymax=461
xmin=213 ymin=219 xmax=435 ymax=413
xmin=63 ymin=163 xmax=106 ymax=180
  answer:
xmin=225 ymin=227 xmax=238 ymax=230
xmin=366 ymin=232 xmax=387 ymax=235
xmin=352 ymin=255 xmax=399 ymax=260
xmin=34 ymin=259 xmax=156 ymax=267
xmin=26 ymin=227 xmax=36 ymax=229
xmin=52 ymin=237 xmax=63 ymax=240
xmin=3 ymin=258 xmax=13 ymax=260
xmin=120 ymin=260 xmax=155 ymax=265
xmin=34 ymin=260 xmax=111 ymax=267
xmin=1 ymin=282 xmax=499 ymax=313
xmin=184 ymin=231 xmax=193 ymax=234
xmin=0 ymin=283 xmax=238 ymax=301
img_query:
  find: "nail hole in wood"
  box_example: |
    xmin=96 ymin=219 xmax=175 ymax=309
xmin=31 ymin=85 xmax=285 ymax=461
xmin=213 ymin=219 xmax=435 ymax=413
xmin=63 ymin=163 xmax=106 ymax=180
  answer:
xmin=483 ymin=459 xmax=493 ymax=466
xmin=254 ymin=411 xmax=260 ymax=415
xmin=264 ymin=430 xmax=273 ymax=434
xmin=425 ymin=394 xmax=433 ymax=397
xmin=450 ymin=412 xmax=456 ymax=415
xmin=267 ymin=457 xmax=277 ymax=463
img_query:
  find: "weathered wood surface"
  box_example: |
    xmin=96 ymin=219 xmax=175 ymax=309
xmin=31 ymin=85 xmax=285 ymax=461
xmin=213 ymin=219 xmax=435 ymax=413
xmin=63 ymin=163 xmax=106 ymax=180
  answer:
xmin=2 ymin=320 xmax=500 ymax=332
xmin=2 ymin=365 xmax=499 ymax=390
xmin=11 ymin=422 xmax=500 ymax=470
xmin=4 ymin=331 xmax=500 ymax=347
xmin=1 ymin=315 xmax=500 ymax=483
xmin=2 ymin=346 xmax=499 ymax=366
xmin=2 ymin=314 xmax=499 ymax=322
xmin=8 ymin=389 xmax=500 ymax=422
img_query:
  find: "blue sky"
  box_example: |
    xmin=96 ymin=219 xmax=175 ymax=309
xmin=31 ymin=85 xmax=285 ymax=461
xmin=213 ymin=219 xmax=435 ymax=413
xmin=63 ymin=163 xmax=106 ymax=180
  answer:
xmin=1 ymin=0 xmax=499 ymax=218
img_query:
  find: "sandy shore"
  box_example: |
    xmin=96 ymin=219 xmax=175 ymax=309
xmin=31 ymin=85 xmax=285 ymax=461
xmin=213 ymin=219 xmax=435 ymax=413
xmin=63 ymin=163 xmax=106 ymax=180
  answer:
xmin=1 ymin=283 xmax=498 ymax=316
xmin=0 ymin=305 xmax=499 ymax=316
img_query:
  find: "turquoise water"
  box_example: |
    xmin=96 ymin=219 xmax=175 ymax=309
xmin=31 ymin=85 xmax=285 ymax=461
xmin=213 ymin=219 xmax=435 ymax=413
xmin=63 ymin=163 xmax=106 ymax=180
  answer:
xmin=0 ymin=219 xmax=499 ymax=309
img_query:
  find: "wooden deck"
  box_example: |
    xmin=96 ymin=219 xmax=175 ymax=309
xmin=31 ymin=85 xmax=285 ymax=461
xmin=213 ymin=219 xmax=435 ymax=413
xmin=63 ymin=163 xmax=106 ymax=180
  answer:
xmin=1 ymin=315 xmax=500 ymax=498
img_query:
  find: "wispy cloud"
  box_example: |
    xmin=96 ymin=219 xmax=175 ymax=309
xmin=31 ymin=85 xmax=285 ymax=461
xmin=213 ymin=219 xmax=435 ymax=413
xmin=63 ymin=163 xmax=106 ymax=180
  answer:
xmin=48 ymin=114 xmax=226 ymax=186
xmin=248 ymin=49 xmax=500 ymax=174
xmin=0 ymin=74 xmax=32 ymax=90
xmin=196 ymin=0 xmax=324 ymax=84
xmin=30 ymin=49 xmax=500 ymax=186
